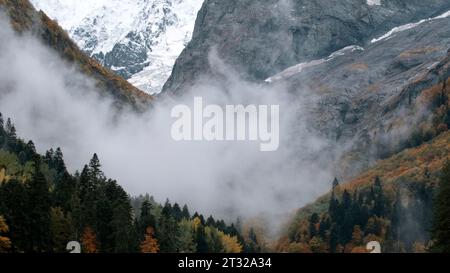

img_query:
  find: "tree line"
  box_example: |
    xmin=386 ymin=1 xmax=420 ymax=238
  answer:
xmin=277 ymin=165 xmax=450 ymax=253
xmin=0 ymin=113 xmax=253 ymax=253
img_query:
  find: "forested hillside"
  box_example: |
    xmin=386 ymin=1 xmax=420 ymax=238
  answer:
xmin=0 ymin=0 xmax=153 ymax=110
xmin=277 ymin=130 xmax=450 ymax=253
xmin=0 ymin=113 xmax=249 ymax=253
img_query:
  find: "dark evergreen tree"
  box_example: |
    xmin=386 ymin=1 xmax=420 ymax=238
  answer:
xmin=88 ymin=153 xmax=103 ymax=180
xmin=0 ymin=112 xmax=4 ymax=129
xmin=172 ymin=203 xmax=183 ymax=221
xmin=215 ymin=220 xmax=227 ymax=232
xmin=78 ymin=165 xmax=97 ymax=228
xmin=329 ymin=224 xmax=340 ymax=253
xmin=319 ymin=216 xmax=331 ymax=239
xmin=27 ymin=160 xmax=52 ymax=252
xmin=0 ymin=179 xmax=31 ymax=252
xmin=111 ymin=202 xmax=134 ymax=252
xmin=5 ymin=118 xmax=16 ymax=138
xmin=195 ymin=224 xmax=208 ymax=253
xmin=0 ymin=117 xmax=247 ymax=253
xmin=372 ymin=176 xmax=386 ymax=217
xmin=309 ymin=213 xmax=320 ymax=237
xmin=245 ymin=228 xmax=260 ymax=252
xmin=181 ymin=204 xmax=190 ymax=219
xmin=139 ymin=200 xmax=156 ymax=231
xmin=332 ymin=177 xmax=340 ymax=189
xmin=52 ymin=171 xmax=76 ymax=213
xmin=53 ymin=148 xmax=66 ymax=175
xmin=206 ymin=215 xmax=216 ymax=227
xmin=157 ymin=201 xmax=179 ymax=252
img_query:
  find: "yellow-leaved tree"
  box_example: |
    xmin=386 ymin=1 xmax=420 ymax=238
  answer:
xmin=219 ymin=231 xmax=242 ymax=253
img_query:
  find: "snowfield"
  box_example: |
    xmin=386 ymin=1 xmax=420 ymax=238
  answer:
xmin=30 ymin=0 xmax=203 ymax=94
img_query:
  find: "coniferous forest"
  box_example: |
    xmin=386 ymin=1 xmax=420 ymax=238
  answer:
xmin=2 ymin=111 xmax=450 ymax=253
xmin=2 ymin=0 xmax=450 ymax=256
xmin=276 ymin=161 xmax=450 ymax=253
xmin=0 ymin=113 xmax=247 ymax=253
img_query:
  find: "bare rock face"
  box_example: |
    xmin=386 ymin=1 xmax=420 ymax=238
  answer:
xmin=163 ymin=0 xmax=450 ymax=176
xmin=278 ymin=15 xmax=450 ymax=175
xmin=162 ymin=0 xmax=450 ymax=94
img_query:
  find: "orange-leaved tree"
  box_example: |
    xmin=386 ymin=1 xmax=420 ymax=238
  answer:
xmin=140 ymin=226 xmax=159 ymax=253
xmin=81 ymin=226 xmax=99 ymax=253
xmin=0 ymin=215 xmax=11 ymax=253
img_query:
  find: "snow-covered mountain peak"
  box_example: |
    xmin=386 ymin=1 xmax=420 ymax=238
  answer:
xmin=30 ymin=0 xmax=203 ymax=94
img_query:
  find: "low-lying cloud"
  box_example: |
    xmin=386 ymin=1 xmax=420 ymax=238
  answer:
xmin=0 ymin=17 xmax=337 ymax=223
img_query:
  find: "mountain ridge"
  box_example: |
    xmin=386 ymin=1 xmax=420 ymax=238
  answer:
xmin=0 ymin=0 xmax=153 ymax=110
xmin=30 ymin=0 xmax=203 ymax=94
xmin=163 ymin=0 xmax=450 ymax=94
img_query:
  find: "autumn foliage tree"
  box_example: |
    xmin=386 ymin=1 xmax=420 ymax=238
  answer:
xmin=81 ymin=226 xmax=99 ymax=253
xmin=0 ymin=215 xmax=11 ymax=253
xmin=0 ymin=115 xmax=245 ymax=253
xmin=220 ymin=232 xmax=242 ymax=253
xmin=140 ymin=227 xmax=159 ymax=253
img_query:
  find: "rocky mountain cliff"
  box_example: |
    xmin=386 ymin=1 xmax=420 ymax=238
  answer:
xmin=0 ymin=0 xmax=153 ymax=110
xmin=30 ymin=0 xmax=203 ymax=94
xmin=163 ymin=0 xmax=450 ymax=94
xmin=274 ymin=12 xmax=450 ymax=175
xmin=161 ymin=0 xmax=450 ymax=176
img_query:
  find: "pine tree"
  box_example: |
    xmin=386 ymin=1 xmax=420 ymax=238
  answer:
xmin=215 ymin=220 xmax=227 ymax=232
xmin=26 ymin=141 xmax=36 ymax=153
xmin=329 ymin=225 xmax=340 ymax=253
xmin=139 ymin=200 xmax=156 ymax=235
xmin=172 ymin=203 xmax=183 ymax=221
xmin=79 ymin=165 xmax=94 ymax=198
xmin=53 ymin=148 xmax=66 ymax=174
xmin=432 ymin=161 xmax=450 ymax=252
xmin=5 ymin=118 xmax=16 ymax=138
xmin=140 ymin=227 xmax=159 ymax=253
xmin=332 ymin=177 xmax=340 ymax=189
xmin=0 ymin=179 xmax=31 ymax=251
xmin=246 ymin=228 xmax=261 ymax=252
xmin=341 ymin=190 xmax=355 ymax=243
xmin=309 ymin=213 xmax=320 ymax=237
xmin=329 ymin=178 xmax=341 ymax=221
xmin=88 ymin=153 xmax=103 ymax=180
xmin=52 ymin=171 xmax=76 ymax=213
xmin=95 ymin=190 xmax=114 ymax=252
xmin=372 ymin=176 xmax=386 ymax=217
xmin=194 ymin=223 xmax=208 ymax=253
xmin=78 ymin=165 xmax=97 ymax=228
xmin=27 ymin=160 xmax=52 ymax=252
xmin=111 ymin=204 xmax=133 ymax=252
xmin=182 ymin=204 xmax=190 ymax=219
xmin=157 ymin=201 xmax=180 ymax=252
xmin=0 ymin=113 xmax=4 ymax=129
xmin=206 ymin=215 xmax=216 ymax=227
xmin=318 ymin=216 xmax=331 ymax=238
xmin=44 ymin=148 xmax=54 ymax=164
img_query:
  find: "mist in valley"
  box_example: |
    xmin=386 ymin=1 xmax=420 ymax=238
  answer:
xmin=0 ymin=16 xmax=340 ymax=228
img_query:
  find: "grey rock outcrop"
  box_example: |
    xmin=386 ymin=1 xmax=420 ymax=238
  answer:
xmin=163 ymin=0 xmax=450 ymax=94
